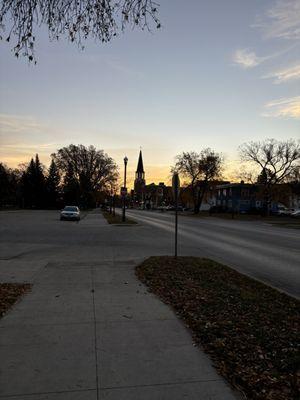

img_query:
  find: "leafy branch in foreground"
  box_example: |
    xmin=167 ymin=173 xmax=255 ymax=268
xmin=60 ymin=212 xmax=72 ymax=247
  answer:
xmin=0 ymin=0 xmax=160 ymax=62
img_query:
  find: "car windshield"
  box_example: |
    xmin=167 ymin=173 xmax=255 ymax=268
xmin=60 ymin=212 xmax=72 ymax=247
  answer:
xmin=64 ymin=206 xmax=78 ymax=212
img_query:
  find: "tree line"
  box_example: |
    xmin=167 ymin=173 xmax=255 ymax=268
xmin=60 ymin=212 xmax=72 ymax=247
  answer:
xmin=1 ymin=139 xmax=299 ymax=213
xmin=0 ymin=144 xmax=118 ymax=209
xmin=173 ymin=139 xmax=299 ymax=214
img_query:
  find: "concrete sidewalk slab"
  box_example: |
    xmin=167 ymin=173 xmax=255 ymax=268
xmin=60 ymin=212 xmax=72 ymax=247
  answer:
xmin=0 ymin=391 xmax=97 ymax=400
xmin=2 ymin=285 xmax=94 ymax=325
xmin=100 ymin=381 xmax=235 ymax=400
xmin=0 ymin=323 xmax=95 ymax=397
xmin=97 ymin=319 xmax=220 ymax=388
xmin=0 ymin=259 xmax=46 ymax=283
xmin=94 ymin=282 xmax=176 ymax=322
xmin=34 ymin=266 xmax=92 ymax=287
xmin=0 ymin=210 xmax=239 ymax=400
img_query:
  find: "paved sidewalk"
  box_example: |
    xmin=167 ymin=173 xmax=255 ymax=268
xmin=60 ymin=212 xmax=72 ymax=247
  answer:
xmin=0 ymin=211 xmax=239 ymax=399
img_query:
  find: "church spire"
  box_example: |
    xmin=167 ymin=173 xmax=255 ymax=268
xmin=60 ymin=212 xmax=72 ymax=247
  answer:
xmin=134 ymin=149 xmax=146 ymax=202
xmin=136 ymin=150 xmax=144 ymax=174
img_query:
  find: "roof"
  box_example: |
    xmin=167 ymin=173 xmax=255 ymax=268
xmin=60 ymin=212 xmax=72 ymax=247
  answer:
xmin=216 ymin=182 xmax=255 ymax=189
xmin=136 ymin=150 xmax=144 ymax=173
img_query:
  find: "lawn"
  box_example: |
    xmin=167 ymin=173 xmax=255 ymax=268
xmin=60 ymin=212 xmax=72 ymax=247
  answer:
xmin=136 ymin=256 xmax=300 ymax=400
xmin=0 ymin=283 xmax=31 ymax=318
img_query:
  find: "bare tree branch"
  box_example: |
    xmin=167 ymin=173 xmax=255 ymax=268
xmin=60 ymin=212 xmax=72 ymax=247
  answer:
xmin=0 ymin=0 xmax=160 ymax=62
xmin=174 ymin=149 xmax=223 ymax=213
xmin=239 ymin=138 xmax=300 ymax=213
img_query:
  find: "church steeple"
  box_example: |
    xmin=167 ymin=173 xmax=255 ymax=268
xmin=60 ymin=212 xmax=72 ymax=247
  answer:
xmin=135 ymin=150 xmax=145 ymax=181
xmin=134 ymin=149 xmax=146 ymax=201
xmin=136 ymin=150 xmax=144 ymax=174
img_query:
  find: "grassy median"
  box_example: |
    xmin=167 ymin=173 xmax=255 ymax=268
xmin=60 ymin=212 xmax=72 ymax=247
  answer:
xmin=0 ymin=283 xmax=31 ymax=318
xmin=136 ymin=256 xmax=299 ymax=400
xmin=102 ymin=210 xmax=137 ymax=225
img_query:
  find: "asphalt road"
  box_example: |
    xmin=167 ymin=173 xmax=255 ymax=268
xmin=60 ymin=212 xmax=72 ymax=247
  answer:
xmin=123 ymin=209 xmax=300 ymax=299
xmin=0 ymin=209 xmax=299 ymax=298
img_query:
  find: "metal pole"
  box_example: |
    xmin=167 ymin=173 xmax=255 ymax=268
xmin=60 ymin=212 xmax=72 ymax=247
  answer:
xmin=122 ymin=156 xmax=128 ymax=222
xmin=175 ymin=183 xmax=178 ymax=258
xmin=110 ymin=185 xmax=112 ymax=214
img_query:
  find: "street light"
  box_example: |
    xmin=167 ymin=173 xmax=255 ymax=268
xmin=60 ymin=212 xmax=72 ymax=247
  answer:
xmin=122 ymin=156 xmax=128 ymax=222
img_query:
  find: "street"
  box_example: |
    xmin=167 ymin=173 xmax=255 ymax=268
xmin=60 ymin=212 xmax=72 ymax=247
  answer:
xmin=124 ymin=209 xmax=300 ymax=299
xmin=1 ymin=209 xmax=299 ymax=298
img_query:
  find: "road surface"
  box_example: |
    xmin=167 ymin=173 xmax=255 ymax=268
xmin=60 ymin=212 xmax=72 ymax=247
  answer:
xmin=123 ymin=209 xmax=300 ymax=299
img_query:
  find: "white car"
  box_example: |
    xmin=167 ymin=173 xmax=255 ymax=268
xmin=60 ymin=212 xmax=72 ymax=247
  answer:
xmin=60 ymin=206 xmax=80 ymax=221
xmin=291 ymin=210 xmax=300 ymax=218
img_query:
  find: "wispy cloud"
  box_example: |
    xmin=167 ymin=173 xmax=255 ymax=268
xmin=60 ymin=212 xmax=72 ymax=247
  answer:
xmin=232 ymin=45 xmax=296 ymax=70
xmin=0 ymin=113 xmax=46 ymax=135
xmin=0 ymin=114 xmax=62 ymax=166
xmin=262 ymin=96 xmax=300 ymax=119
xmin=253 ymin=0 xmax=300 ymax=40
xmin=232 ymin=49 xmax=267 ymax=69
xmin=263 ymin=62 xmax=300 ymax=83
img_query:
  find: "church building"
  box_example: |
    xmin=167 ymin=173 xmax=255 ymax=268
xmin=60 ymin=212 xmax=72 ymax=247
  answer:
xmin=132 ymin=150 xmax=172 ymax=208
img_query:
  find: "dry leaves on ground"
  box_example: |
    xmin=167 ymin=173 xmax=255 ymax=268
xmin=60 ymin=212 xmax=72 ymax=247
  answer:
xmin=136 ymin=256 xmax=300 ymax=400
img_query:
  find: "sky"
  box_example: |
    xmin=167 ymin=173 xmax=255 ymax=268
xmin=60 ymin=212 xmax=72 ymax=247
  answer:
xmin=0 ymin=0 xmax=299 ymax=188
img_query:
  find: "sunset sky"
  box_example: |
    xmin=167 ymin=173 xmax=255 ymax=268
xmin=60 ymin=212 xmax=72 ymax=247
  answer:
xmin=0 ymin=0 xmax=299 ymax=188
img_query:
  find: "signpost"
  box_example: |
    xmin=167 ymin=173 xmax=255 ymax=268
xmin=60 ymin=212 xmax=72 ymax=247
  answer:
xmin=122 ymin=156 xmax=128 ymax=222
xmin=172 ymin=172 xmax=180 ymax=258
xmin=120 ymin=187 xmax=127 ymax=197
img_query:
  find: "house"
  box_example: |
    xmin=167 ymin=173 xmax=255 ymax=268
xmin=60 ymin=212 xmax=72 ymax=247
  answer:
xmin=179 ymin=181 xmax=229 ymax=211
xmin=215 ymin=181 xmax=294 ymax=213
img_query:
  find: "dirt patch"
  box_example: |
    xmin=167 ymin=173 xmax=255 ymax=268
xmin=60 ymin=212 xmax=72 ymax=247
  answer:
xmin=102 ymin=211 xmax=137 ymax=225
xmin=0 ymin=283 xmax=31 ymax=318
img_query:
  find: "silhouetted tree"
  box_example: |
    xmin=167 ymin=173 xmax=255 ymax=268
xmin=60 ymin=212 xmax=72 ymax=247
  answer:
xmin=239 ymin=139 xmax=300 ymax=214
xmin=0 ymin=0 xmax=160 ymax=62
xmin=63 ymin=164 xmax=81 ymax=206
xmin=54 ymin=145 xmax=118 ymax=207
xmin=256 ymin=168 xmax=270 ymax=185
xmin=0 ymin=163 xmax=12 ymax=207
xmin=21 ymin=155 xmax=46 ymax=208
xmin=0 ymin=163 xmax=20 ymax=207
xmin=46 ymin=159 xmax=61 ymax=208
xmin=174 ymin=149 xmax=223 ymax=213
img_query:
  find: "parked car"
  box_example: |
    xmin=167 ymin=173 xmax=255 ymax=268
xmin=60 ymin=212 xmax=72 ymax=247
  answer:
xmin=291 ymin=210 xmax=300 ymax=218
xmin=277 ymin=209 xmax=290 ymax=216
xmin=60 ymin=206 xmax=80 ymax=221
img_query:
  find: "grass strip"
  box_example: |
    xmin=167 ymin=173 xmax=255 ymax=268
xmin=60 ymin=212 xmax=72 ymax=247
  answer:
xmin=102 ymin=211 xmax=137 ymax=225
xmin=136 ymin=256 xmax=299 ymax=400
xmin=0 ymin=283 xmax=31 ymax=318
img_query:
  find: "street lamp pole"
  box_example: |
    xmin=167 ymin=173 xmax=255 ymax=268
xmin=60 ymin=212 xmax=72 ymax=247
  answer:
xmin=122 ymin=156 xmax=128 ymax=222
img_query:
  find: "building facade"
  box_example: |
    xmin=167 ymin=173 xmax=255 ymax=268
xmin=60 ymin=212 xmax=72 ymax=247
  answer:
xmin=215 ymin=181 xmax=295 ymax=213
